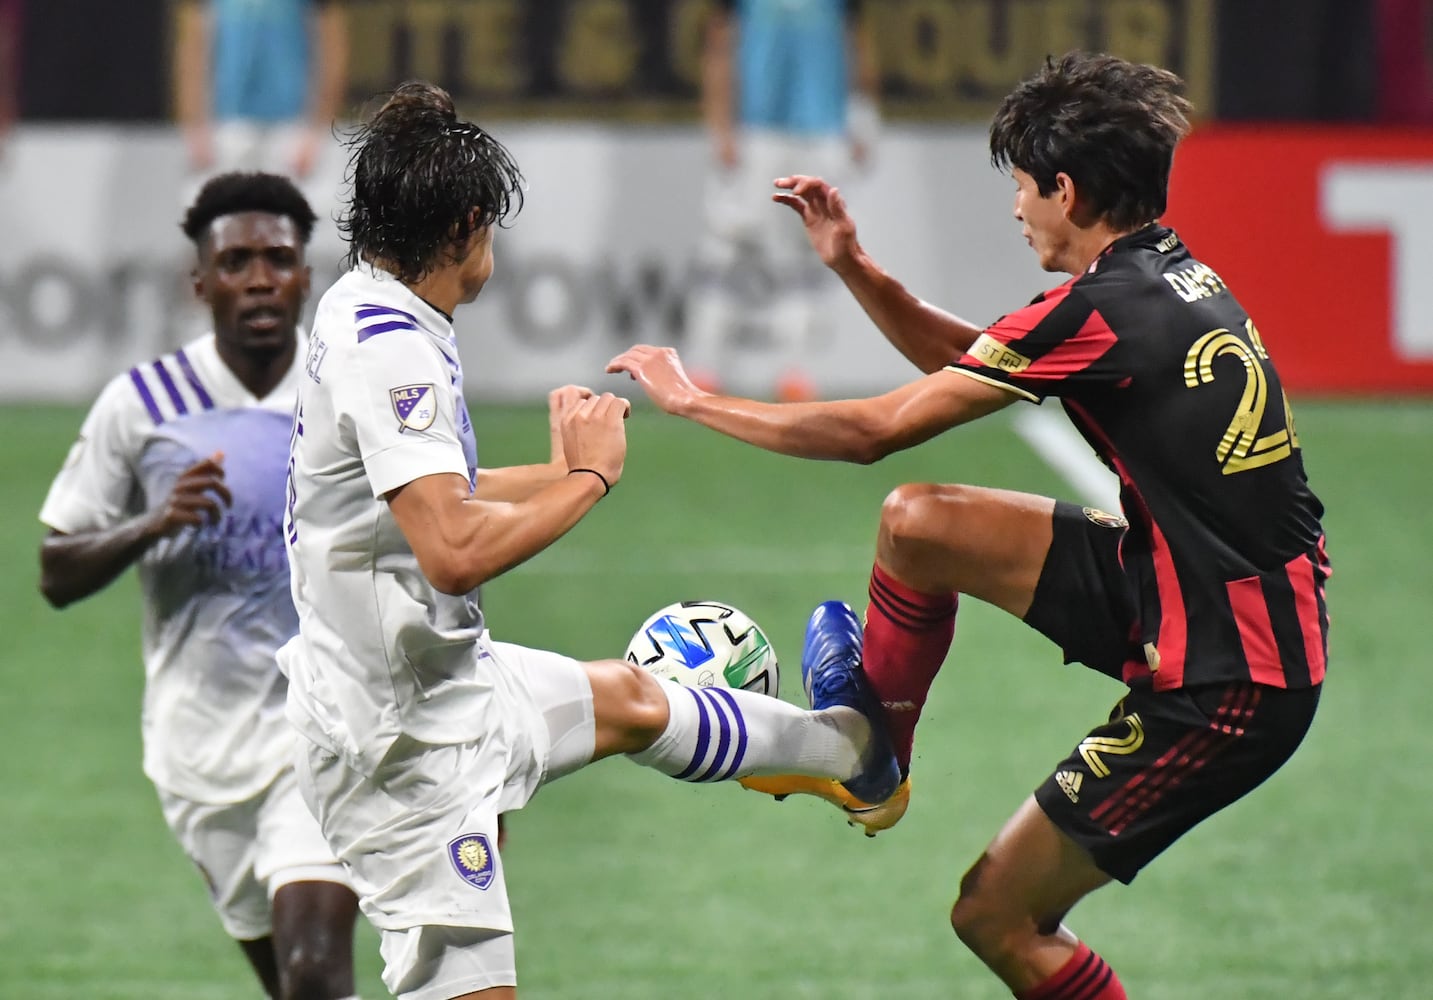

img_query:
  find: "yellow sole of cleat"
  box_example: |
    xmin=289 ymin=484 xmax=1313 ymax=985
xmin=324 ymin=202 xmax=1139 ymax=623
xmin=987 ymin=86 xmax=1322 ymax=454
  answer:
xmin=738 ymin=775 xmax=912 ymax=837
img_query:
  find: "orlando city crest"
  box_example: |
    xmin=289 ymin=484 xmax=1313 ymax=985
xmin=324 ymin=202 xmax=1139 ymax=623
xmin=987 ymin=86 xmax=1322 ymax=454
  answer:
xmin=447 ymin=833 xmax=496 ymax=890
xmin=391 ymin=384 xmax=437 ymax=431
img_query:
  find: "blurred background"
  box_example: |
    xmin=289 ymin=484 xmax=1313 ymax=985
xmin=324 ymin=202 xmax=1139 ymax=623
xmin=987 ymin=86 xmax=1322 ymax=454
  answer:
xmin=3 ymin=2 xmax=1431 ymax=999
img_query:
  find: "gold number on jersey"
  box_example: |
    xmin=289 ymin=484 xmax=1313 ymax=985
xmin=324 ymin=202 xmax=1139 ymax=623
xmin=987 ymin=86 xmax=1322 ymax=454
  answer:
xmin=1184 ymin=319 xmax=1297 ymax=475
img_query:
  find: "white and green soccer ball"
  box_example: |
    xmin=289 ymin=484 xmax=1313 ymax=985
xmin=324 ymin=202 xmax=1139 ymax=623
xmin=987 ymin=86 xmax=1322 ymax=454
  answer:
xmin=625 ymin=600 xmax=780 ymax=698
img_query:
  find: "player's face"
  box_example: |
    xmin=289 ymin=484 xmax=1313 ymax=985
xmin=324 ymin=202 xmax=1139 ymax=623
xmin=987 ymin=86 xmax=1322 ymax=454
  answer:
xmin=1012 ymin=167 xmax=1074 ymax=273
xmin=197 ymin=212 xmax=310 ymax=356
xmin=456 ymin=224 xmax=496 ymax=304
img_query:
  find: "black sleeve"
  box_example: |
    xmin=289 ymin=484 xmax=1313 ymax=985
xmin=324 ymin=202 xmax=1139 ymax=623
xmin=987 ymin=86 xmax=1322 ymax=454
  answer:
xmin=715 ymin=0 xmax=736 ymax=11
xmin=847 ymin=0 xmax=863 ymax=20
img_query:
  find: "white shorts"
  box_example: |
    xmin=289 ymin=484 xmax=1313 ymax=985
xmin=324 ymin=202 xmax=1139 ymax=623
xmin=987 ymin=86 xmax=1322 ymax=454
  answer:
xmin=297 ymin=638 xmax=596 ymax=999
xmin=703 ymin=128 xmax=850 ymax=263
xmin=157 ymin=766 xmax=350 ymax=941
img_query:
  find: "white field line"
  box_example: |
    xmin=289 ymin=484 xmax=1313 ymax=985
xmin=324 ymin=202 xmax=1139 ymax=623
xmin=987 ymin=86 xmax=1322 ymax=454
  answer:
xmin=1011 ymin=403 xmax=1122 ymax=513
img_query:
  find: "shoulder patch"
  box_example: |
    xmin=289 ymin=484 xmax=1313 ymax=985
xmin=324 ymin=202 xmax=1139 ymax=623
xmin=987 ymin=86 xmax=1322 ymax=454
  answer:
xmin=390 ymin=384 xmax=437 ymax=431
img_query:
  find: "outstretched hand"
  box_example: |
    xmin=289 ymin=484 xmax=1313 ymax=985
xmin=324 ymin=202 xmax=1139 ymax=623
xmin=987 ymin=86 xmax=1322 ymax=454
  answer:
xmin=605 ymin=345 xmax=705 ymax=415
xmin=772 ymin=175 xmax=860 ymax=271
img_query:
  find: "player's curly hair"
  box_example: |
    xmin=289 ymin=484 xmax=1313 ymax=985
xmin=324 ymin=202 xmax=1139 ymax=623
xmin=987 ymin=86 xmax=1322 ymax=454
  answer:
xmin=180 ymin=172 xmax=318 ymax=247
xmin=989 ymin=52 xmax=1193 ymax=231
xmin=339 ymin=81 xmax=525 ymax=283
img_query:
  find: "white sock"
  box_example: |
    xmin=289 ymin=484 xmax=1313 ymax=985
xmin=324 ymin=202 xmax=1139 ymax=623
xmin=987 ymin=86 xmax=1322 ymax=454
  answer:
xmin=628 ymin=680 xmax=870 ymax=783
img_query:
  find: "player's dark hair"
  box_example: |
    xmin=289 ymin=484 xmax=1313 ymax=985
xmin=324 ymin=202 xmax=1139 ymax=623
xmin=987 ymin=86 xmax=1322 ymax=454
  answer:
xmin=339 ymin=80 xmax=525 ymax=283
xmin=180 ymin=172 xmax=318 ymax=247
xmin=989 ymin=52 xmax=1193 ymax=231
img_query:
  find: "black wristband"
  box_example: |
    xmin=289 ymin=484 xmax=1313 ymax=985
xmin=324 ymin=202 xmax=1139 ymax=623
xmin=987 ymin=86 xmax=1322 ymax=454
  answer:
xmin=568 ymin=467 xmax=611 ymax=496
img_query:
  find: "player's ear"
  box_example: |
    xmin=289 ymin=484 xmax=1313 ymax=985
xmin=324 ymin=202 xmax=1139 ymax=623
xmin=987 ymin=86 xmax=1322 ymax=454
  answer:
xmin=1054 ymin=172 xmax=1078 ymax=219
xmin=190 ymin=268 xmax=205 ymax=301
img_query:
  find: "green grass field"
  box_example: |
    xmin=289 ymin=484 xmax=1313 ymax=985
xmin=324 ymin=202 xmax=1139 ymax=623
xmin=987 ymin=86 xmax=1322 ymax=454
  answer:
xmin=3 ymin=399 xmax=1429 ymax=999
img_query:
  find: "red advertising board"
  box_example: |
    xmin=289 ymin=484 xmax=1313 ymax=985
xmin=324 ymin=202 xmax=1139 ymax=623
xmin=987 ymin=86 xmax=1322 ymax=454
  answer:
xmin=1165 ymin=127 xmax=1433 ymax=394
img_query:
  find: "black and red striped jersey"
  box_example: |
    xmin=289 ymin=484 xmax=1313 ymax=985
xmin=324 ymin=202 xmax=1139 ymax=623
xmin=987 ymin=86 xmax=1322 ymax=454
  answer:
xmin=948 ymin=225 xmax=1329 ymax=691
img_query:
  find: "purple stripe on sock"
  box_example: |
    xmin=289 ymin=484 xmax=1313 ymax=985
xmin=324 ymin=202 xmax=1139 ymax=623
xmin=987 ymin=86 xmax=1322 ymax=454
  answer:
xmin=694 ymin=688 xmax=734 ymax=783
xmin=151 ymin=359 xmax=188 ymax=415
xmin=174 ymin=348 xmax=214 ymax=409
xmin=706 ymin=687 xmax=749 ymax=781
xmin=128 ymin=368 xmax=163 ymax=425
xmin=357 ymin=319 xmax=418 ymax=343
xmin=672 ymin=687 xmax=712 ymax=781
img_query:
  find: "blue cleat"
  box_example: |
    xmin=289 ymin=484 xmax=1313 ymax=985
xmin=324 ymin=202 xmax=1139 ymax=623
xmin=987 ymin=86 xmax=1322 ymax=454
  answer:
xmin=800 ymin=600 xmax=901 ymax=806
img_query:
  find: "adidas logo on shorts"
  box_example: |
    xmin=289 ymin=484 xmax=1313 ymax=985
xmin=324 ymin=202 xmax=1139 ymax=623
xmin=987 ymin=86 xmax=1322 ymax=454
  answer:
xmin=1055 ymin=769 xmax=1083 ymax=803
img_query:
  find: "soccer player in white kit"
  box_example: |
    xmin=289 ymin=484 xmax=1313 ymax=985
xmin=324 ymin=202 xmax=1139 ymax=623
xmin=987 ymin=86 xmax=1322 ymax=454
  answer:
xmin=280 ymin=81 xmax=898 ymax=1000
xmin=39 ymin=173 xmax=362 ymax=1000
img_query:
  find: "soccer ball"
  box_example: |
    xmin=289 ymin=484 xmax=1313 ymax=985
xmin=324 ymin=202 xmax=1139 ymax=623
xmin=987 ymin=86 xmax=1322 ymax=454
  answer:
xmin=625 ymin=600 xmax=780 ymax=698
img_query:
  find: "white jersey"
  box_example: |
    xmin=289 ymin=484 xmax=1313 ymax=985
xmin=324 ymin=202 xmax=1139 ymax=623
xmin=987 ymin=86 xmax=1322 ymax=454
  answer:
xmin=280 ymin=267 xmax=490 ymax=772
xmin=39 ymin=334 xmax=306 ymax=804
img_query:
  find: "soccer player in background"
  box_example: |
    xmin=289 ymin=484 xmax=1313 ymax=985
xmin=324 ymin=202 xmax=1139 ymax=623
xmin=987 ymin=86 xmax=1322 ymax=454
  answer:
xmin=610 ymin=52 xmax=1329 ymax=1000
xmin=686 ymin=0 xmax=879 ymax=401
xmin=38 ymin=173 xmax=363 ymax=1000
xmin=174 ymin=0 xmax=348 ymax=183
xmin=280 ymin=80 xmax=898 ymax=1000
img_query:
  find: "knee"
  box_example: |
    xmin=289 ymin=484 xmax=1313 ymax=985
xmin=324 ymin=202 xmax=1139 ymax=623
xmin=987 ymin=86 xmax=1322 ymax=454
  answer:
xmin=879 ymin=483 xmax=970 ymax=559
xmin=600 ymin=661 xmax=671 ymax=747
xmin=949 ymin=857 xmax=1018 ymax=964
xmin=277 ymin=945 xmax=347 ymax=1000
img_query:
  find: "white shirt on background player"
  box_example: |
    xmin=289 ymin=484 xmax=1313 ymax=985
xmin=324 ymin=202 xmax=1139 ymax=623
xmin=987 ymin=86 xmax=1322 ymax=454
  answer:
xmin=39 ymin=334 xmax=306 ymax=804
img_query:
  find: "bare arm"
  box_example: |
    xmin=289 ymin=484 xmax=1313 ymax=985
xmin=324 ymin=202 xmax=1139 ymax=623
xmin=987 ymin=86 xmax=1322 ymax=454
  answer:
xmin=701 ymin=6 xmax=737 ymax=169
xmin=774 ymin=176 xmax=984 ymax=373
xmin=608 ymin=346 xmax=1015 ymax=464
xmin=174 ymin=0 xmax=213 ymax=169
xmin=39 ymin=455 xmax=231 ymax=608
xmin=0 ymin=0 xmax=18 ymax=150
xmin=308 ymin=1 xmax=348 ymax=131
xmin=41 ymin=522 xmax=164 ymax=609
xmin=849 ymin=11 xmax=879 ymax=97
xmin=387 ymin=393 xmax=628 ymax=595
xmin=846 ymin=9 xmax=879 ymax=164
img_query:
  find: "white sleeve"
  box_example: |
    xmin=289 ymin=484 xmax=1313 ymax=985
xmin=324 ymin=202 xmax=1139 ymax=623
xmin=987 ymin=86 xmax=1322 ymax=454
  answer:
xmin=38 ymin=376 xmax=145 ymax=533
xmin=335 ymin=331 xmax=469 ymax=499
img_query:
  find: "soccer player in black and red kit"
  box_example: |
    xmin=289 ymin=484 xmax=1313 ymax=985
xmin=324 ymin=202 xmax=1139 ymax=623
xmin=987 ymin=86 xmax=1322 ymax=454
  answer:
xmin=610 ymin=52 xmax=1328 ymax=1000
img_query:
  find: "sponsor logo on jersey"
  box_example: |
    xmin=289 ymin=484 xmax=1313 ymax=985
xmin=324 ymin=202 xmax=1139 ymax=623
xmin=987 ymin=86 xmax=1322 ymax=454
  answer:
xmin=391 ymin=384 xmax=437 ymax=431
xmin=968 ymin=333 xmax=1032 ymax=373
xmin=448 ymin=833 xmax=496 ymax=890
xmin=1055 ymin=769 xmax=1083 ymax=803
xmin=1081 ymin=507 xmax=1128 ymax=529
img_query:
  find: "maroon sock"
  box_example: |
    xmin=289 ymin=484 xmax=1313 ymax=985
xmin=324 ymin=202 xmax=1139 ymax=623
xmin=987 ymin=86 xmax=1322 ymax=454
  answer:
xmin=1016 ymin=942 xmax=1127 ymax=1000
xmin=862 ymin=564 xmax=957 ymax=776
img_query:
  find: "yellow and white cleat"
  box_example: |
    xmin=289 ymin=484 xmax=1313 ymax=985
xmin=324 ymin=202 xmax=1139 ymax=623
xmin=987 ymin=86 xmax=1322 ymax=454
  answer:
xmin=739 ymin=774 xmax=912 ymax=837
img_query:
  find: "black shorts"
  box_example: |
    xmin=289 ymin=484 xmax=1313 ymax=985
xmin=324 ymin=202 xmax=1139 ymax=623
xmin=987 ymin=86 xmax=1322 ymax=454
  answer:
xmin=1024 ymin=500 xmax=1138 ymax=679
xmin=1024 ymin=503 xmax=1322 ymax=883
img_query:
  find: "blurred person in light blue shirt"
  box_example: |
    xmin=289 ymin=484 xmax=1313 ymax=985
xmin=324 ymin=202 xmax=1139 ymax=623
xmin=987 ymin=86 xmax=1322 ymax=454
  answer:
xmin=687 ymin=0 xmax=879 ymax=402
xmin=175 ymin=0 xmax=348 ymax=183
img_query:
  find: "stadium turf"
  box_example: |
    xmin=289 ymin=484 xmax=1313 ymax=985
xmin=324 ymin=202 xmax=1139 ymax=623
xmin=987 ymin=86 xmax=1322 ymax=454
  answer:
xmin=3 ymin=400 xmax=1428 ymax=999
